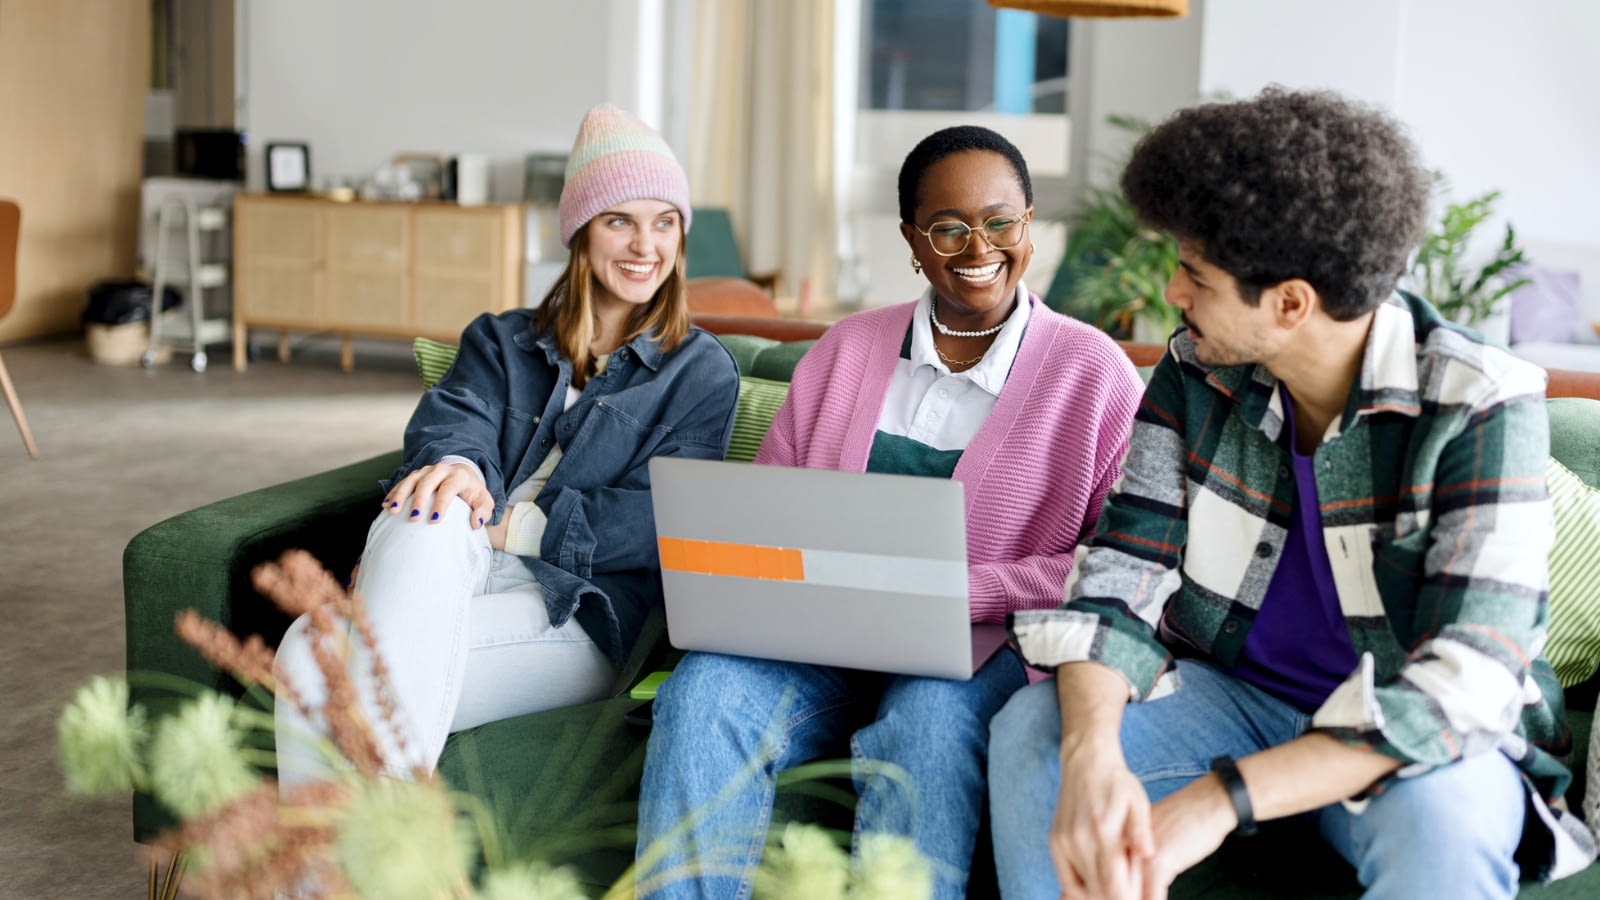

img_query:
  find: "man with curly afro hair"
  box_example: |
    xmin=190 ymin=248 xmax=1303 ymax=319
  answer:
xmin=988 ymin=87 xmax=1596 ymax=899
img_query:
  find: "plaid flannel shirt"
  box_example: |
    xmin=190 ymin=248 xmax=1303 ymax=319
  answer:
xmin=1014 ymin=293 xmax=1596 ymax=879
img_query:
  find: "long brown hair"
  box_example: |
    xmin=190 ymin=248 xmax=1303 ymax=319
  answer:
xmin=533 ymin=223 xmax=691 ymax=388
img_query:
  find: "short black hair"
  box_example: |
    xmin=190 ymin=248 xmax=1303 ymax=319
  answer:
xmin=897 ymin=125 xmax=1033 ymax=225
xmin=1121 ymin=87 xmax=1430 ymax=320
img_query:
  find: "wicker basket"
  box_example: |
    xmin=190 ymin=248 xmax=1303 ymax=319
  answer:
xmin=86 ymin=322 xmax=169 ymax=366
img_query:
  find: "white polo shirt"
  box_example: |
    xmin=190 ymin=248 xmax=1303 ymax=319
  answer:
xmin=875 ymin=284 xmax=1032 ymax=450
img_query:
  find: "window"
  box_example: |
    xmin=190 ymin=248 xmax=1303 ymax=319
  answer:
xmin=862 ymin=0 xmax=1069 ymax=114
xmin=841 ymin=0 xmax=1070 ymax=308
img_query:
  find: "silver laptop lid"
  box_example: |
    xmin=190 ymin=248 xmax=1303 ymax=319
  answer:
xmin=648 ymin=457 xmax=978 ymax=679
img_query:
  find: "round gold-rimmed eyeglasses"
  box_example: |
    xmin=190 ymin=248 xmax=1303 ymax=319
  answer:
xmin=913 ymin=212 xmax=1032 ymax=257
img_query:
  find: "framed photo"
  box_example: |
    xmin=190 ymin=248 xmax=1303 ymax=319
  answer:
xmin=265 ymin=143 xmax=311 ymax=192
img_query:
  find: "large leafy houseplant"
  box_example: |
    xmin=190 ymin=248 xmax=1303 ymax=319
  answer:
xmin=1047 ymin=114 xmax=1180 ymax=340
xmin=1408 ymin=176 xmax=1530 ymax=327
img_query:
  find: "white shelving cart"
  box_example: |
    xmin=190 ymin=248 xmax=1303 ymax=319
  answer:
xmin=144 ymin=198 xmax=233 ymax=372
xmin=137 ymin=177 xmax=239 ymax=372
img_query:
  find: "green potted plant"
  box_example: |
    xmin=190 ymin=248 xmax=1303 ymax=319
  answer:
xmin=1409 ymin=175 xmax=1530 ymax=328
xmin=1048 ymin=114 xmax=1531 ymax=343
xmin=1046 ymin=114 xmax=1180 ymax=341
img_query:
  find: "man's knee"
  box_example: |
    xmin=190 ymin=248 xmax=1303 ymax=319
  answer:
xmin=1364 ymin=752 xmax=1525 ymax=847
xmin=988 ymin=680 xmax=1060 ymax=773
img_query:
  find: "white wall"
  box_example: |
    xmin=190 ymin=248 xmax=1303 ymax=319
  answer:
xmin=241 ymin=0 xmax=666 ymax=203
xmin=1067 ymin=3 xmax=1206 ymax=201
xmin=1191 ymin=0 xmax=1600 ymax=321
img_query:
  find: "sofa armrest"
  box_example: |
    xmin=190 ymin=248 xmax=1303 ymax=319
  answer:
xmin=123 ymin=450 xmax=400 ymax=839
xmin=691 ymin=314 xmax=830 ymax=342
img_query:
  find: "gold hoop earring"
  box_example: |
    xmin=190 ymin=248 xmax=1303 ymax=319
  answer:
xmin=910 ymin=254 xmax=922 ymax=274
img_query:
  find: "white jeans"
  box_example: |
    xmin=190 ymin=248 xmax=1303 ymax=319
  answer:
xmin=273 ymin=496 xmax=617 ymax=792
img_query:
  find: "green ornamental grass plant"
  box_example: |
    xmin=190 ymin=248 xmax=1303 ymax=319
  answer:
xmin=57 ymin=550 xmax=936 ymax=900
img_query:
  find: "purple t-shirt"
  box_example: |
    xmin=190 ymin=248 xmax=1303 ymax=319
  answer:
xmin=1229 ymin=386 xmax=1358 ymax=712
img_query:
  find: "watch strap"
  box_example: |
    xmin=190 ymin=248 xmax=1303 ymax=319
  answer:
xmin=1210 ymin=755 xmax=1259 ymax=837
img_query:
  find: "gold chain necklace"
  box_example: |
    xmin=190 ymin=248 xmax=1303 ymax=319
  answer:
xmin=934 ymin=341 xmax=987 ymax=368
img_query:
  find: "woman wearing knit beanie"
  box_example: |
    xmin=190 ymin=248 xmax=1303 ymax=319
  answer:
xmin=272 ymin=105 xmax=739 ymax=794
xmin=636 ymin=126 xmax=1147 ymax=899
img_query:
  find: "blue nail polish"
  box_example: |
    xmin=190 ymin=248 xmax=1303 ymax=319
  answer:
xmin=431 ymin=511 xmax=440 ymax=521
xmin=478 ymin=517 xmax=485 ymax=527
xmin=390 ymin=500 xmax=399 ymax=509
xmin=410 ymin=509 xmax=420 ymax=518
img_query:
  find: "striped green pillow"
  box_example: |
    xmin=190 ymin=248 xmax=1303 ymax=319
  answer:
xmin=1545 ymin=456 xmax=1600 ymax=688
xmin=727 ymin=377 xmax=789 ymax=463
xmin=410 ymin=337 xmax=787 ymax=463
xmin=414 ymin=336 xmax=458 ymax=388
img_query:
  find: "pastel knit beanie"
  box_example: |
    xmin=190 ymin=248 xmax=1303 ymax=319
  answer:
xmin=558 ymin=104 xmax=691 ymax=248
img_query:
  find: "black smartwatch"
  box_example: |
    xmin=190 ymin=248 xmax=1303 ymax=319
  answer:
xmin=1210 ymin=755 xmax=1258 ymax=837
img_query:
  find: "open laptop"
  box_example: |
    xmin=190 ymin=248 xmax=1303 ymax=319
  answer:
xmin=647 ymin=456 xmax=1007 ymax=681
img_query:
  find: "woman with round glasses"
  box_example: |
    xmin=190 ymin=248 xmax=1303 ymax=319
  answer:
xmin=634 ymin=126 xmax=1146 ymax=899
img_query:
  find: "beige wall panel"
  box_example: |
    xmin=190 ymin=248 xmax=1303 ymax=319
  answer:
xmin=0 ymin=0 xmax=148 ymax=342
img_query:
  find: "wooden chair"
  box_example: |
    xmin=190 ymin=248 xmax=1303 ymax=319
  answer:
xmin=0 ymin=200 xmax=38 ymax=459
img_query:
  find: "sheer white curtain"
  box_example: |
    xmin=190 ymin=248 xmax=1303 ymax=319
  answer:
xmin=686 ymin=0 xmax=836 ymax=306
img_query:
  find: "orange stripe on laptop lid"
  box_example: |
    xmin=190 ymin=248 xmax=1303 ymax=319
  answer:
xmin=658 ymin=536 xmax=806 ymax=581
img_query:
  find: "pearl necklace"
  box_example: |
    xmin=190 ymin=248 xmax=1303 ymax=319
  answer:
xmin=930 ymin=298 xmax=1005 ymax=338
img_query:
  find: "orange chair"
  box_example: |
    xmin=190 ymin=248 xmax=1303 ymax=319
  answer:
xmin=0 ymin=200 xmax=39 ymax=459
xmin=686 ymin=276 xmax=781 ymax=318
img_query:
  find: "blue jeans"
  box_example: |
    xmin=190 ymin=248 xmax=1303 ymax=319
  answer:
xmin=988 ymin=660 xmax=1527 ymax=900
xmin=636 ymin=648 xmax=1028 ymax=900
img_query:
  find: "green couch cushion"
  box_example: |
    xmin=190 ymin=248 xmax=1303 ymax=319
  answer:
xmin=746 ymin=340 xmax=815 ymax=381
xmin=713 ymin=332 xmax=817 ymax=382
xmin=1550 ymin=397 xmax=1600 ymax=488
xmin=706 ymin=332 xmax=774 ymax=376
xmin=1546 ymin=456 xmax=1600 ymax=688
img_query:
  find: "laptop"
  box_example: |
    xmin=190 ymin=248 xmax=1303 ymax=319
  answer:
xmin=647 ymin=456 xmax=1008 ymax=681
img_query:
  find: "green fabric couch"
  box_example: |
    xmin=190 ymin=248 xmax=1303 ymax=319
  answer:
xmin=124 ymin=330 xmax=1600 ymax=897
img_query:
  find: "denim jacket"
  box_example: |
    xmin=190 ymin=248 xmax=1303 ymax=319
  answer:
xmin=386 ymin=309 xmax=740 ymax=666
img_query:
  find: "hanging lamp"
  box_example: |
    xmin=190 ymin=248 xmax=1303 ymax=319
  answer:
xmin=985 ymin=0 xmax=1188 ymax=18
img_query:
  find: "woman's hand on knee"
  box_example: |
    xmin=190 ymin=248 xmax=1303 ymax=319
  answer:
xmin=384 ymin=462 xmax=495 ymax=528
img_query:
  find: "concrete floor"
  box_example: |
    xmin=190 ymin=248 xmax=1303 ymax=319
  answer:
xmin=0 ymin=334 xmax=422 ymax=899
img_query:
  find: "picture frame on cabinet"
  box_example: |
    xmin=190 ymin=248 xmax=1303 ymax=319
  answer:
xmin=265 ymin=142 xmax=311 ymax=192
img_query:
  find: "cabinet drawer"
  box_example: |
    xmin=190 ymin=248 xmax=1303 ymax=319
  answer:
xmin=326 ymin=271 xmax=407 ymax=328
xmin=414 ymin=210 xmax=503 ymax=271
xmin=413 ymin=274 xmax=498 ymax=337
xmin=327 ymin=207 xmax=408 ymax=268
xmin=238 ymin=203 xmax=321 ymax=261
xmin=236 ymin=263 xmax=320 ymax=321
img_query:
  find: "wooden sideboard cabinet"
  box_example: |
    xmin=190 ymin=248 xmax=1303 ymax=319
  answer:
xmin=231 ymin=194 xmax=524 ymax=371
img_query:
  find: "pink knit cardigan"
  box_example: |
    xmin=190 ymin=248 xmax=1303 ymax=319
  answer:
xmin=755 ymin=295 xmax=1145 ymax=623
